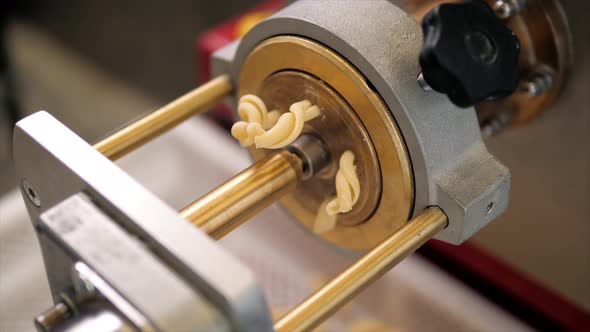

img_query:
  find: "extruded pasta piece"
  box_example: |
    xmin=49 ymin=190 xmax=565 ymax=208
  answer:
xmin=326 ymin=151 xmax=360 ymax=216
xmin=237 ymin=94 xmax=279 ymax=127
xmin=255 ymin=100 xmax=320 ymax=149
xmin=231 ymin=95 xmax=320 ymax=149
xmin=231 ymin=94 xmax=280 ymax=146
xmin=313 ymin=199 xmax=337 ymax=234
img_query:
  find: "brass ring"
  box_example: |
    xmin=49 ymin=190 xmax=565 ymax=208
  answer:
xmin=238 ymin=36 xmax=413 ymax=250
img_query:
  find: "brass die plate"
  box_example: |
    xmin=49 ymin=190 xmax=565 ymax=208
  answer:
xmin=256 ymin=71 xmax=380 ymax=226
xmin=238 ymin=36 xmax=413 ymax=250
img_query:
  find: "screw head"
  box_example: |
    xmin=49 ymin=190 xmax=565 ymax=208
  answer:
xmin=493 ymin=0 xmax=514 ymax=19
xmin=22 ymin=179 xmax=41 ymax=207
xmin=521 ymin=67 xmax=554 ymax=97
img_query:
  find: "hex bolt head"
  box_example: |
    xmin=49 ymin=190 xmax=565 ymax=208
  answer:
xmin=493 ymin=0 xmax=527 ymax=20
xmin=521 ymin=66 xmax=555 ymax=97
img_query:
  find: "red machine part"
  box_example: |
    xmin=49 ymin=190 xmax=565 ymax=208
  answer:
xmin=195 ymin=2 xmax=590 ymax=330
xmin=195 ymin=0 xmax=284 ymax=127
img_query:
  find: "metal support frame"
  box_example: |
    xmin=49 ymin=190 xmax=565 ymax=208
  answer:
xmin=12 ymin=1 xmax=520 ymax=330
xmin=39 ymin=194 xmax=226 ymax=332
xmin=214 ymin=0 xmax=511 ymax=244
xmin=14 ymin=111 xmax=274 ymax=332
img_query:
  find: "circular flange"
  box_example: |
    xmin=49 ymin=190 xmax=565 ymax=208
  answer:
xmin=256 ymin=71 xmax=381 ymax=227
xmin=238 ymin=36 xmax=414 ymax=250
xmin=407 ymin=0 xmax=573 ymax=126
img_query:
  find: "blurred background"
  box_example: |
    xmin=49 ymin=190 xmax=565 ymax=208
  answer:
xmin=0 ymin=0 xmax=255 ymax=193
xmin=0 ymin=0 xmax=588 ymax=331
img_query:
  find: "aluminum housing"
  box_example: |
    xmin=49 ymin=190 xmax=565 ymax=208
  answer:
xmin=213 ymin=0 xmax=510 ymax=244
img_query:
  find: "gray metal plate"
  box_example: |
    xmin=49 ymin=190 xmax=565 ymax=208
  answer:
xmin=13 ymin=111 xmax=273 ymax=332
xmin=40 ymin=194 xmax=225 ymax=332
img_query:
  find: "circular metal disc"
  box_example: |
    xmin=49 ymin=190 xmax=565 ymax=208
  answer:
xmin=239 ymin=36 xmax=414 ymax=250
xmin=256 ymin=71 xmax=381 ymax=227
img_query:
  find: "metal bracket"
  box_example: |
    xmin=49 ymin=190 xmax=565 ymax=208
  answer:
xmin=13 ymin=111 xmax=273 ymax=332
xmin=213 ymin=0 xmax=512 ymax=244
xmin=39 ymin=194 xmax=223 ymax=331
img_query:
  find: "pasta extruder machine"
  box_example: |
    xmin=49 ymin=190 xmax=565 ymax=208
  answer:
xmin=13 ymin=0 xmax=572 ymax=331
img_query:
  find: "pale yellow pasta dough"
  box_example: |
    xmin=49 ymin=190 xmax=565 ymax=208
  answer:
xmin=231 ymin=94 xmax=280 ymax=146
xmin=313 ymin=199 xmax=337 ymax=234
xmin=254 ymin=100 xmax=320 ymax=149
xmin=326 ymin=151 xmax=360 ymax=216
xmin=231 ymin=95 xmax=319 ymax=149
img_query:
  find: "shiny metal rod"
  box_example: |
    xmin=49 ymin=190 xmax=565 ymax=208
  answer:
xmin=179 ymin=150 xmax=303 ymax=240
xmin=94 ymin=75 xmax=232 ymax=160
xmin=273 ymin=207 xmax=448 ymax=332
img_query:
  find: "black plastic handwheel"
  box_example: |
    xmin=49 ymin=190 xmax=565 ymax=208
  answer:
xmin=419 ymin=0 xmax=520 ymax=108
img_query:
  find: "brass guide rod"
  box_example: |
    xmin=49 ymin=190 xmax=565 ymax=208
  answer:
xmin=94 ymin=75 xmax=232 ymax=160
xmin=87 ymin=70 xmax=447 ymax=332
xmin=179 ymin=150 xmax=303 ymax=240
xmin=273 ymin=207 xmax=448 ymax=332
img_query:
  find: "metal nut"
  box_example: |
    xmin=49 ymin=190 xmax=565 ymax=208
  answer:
xmin=521 ymin=67 xmax=555 ymax=97
xmin=493 ymin=0 xmax=527 ymax=20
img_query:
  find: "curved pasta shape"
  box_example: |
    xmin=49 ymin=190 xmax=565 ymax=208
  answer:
xmin=231 ymin=95 xmax=320 ymax=149
xmin=231 ymin=94 xmax=280 ymax=147
xmin=255 ymin=100 xmax=320 ymax=149
xmin=230 ymin=121 xmax=264 ymax=146
xmin=237 ymin=94 xmax=278 ymax=127
xmin=326 ymin=151 xmax=361 ymax=216
xmin=313 ymin=199 xmax=337 ymax=234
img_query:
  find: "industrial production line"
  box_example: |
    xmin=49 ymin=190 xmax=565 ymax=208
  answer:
xmin=11 ymin=0 xmax=573 ymax=331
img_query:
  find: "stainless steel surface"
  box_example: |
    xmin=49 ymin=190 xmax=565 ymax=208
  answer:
xmin=216 ymin=0 xmax=511 ymax=244
xmin=13 ymin=112 xmax=274 ymax=332
xmin=72 ymin=262 xmax=156 ymax=331
xmin=40 ymin=194 xmax=226 ymax=332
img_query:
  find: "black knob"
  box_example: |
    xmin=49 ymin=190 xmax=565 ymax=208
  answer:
xmin=419 ymin=0 xmax=520 ymax=108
